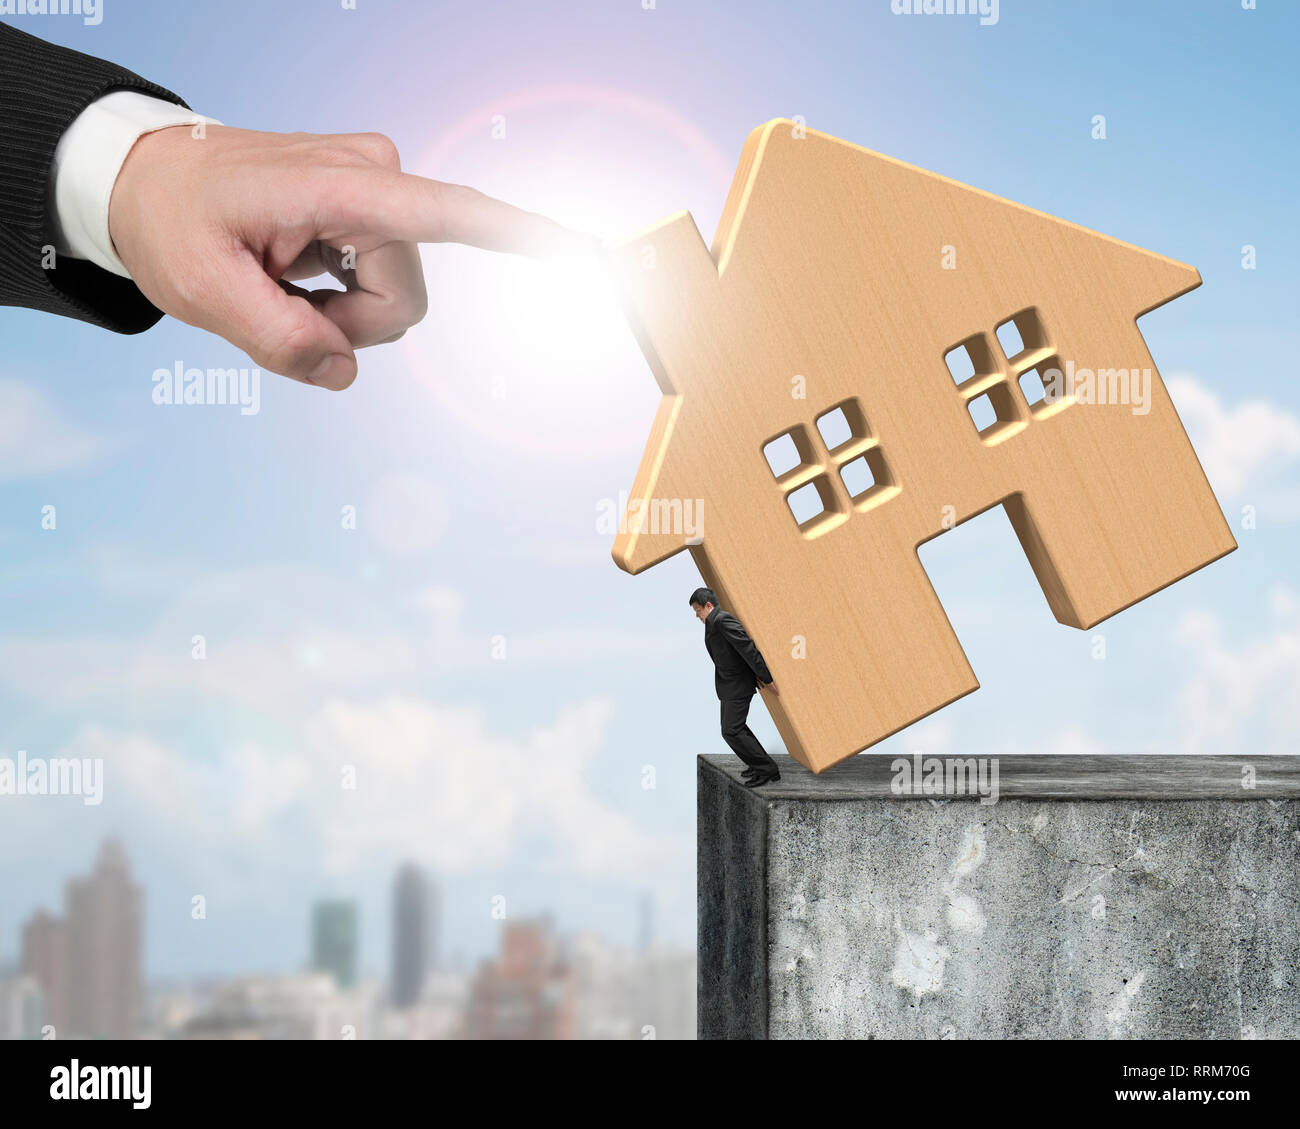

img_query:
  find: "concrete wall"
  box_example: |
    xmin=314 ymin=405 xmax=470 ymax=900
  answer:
xmin=698 ymin=754 xmax=1300 ymax=1039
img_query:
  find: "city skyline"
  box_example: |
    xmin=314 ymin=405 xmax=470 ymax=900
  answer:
xmin=2 ymin=838 xmax=691 ymax=1039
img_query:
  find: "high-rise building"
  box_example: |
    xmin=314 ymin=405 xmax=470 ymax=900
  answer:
xmin=390 ymin=862 xmax=436 ymax=1009
xmin=0 ymin=976 xmax=46 ymax=1040
xmin=310 ymin=901 xmax=358 ymax=989
xmin=63 ymin=839 xmax=143 ymax=1038
xmin=20 ymin=908 xmax=66 ymax=1033
xmin=464 ymin=915 xmax=576 ymax=1039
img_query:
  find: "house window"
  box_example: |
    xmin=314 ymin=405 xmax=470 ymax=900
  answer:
xmin=762 ymin=431 xmax=803 ymax=477
xmin=1018 ymin=355 xmax=1070 ymax=418
xmin=815 ymin=399 xmax=872 ymax=458
xmin=967 ymin=381 xmax=1020 ymax=440
xmin=995 ymin=317 xmax=1025 ymax=361
xmin=967 ymin=391 xmax=999 ymax=433
xmin=944 ymin=334 xmax=998 ymax=386
xmin=839 ymin=448 xmax=890 ymax=502
xmin=816 ymin=405 xmax=853 ymax=451
xmin=762 ymin=423 xmax=818 ymax=487
xmin=787 ymin=479 xmax=832 ymax=529
xmin=764 ymin=398 xmax=899 ymax=538
xmin=946 ymin=308 xmax=1069 ymax=443
xmin=1018 ymin=366 xmax=1049 ymax=408
xmin=994 ymin=308 xmax=1048 ymax=364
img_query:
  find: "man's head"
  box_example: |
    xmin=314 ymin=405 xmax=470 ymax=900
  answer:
xmin=689 ymin=587 xmax=717 ymax=623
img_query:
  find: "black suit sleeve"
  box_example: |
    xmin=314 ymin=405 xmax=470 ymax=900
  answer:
xmin=0 ymin=21 xmax=189 ymax=333
xmin=719 ymin=615 xmax=773 ymax=685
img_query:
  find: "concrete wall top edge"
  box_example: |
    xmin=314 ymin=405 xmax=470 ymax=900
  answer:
xmin=699 ymin=754 xmax=1300 ymax=801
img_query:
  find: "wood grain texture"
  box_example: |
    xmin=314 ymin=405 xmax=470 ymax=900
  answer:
xmin=612 ymin=119 xmax=1236 ymax=774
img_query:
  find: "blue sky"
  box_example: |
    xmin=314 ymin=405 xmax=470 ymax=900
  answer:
xmin=1 ymin=0 xmax=1297 ymax=980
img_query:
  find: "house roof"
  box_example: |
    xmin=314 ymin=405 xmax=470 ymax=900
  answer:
xmin=610 ymin=119 xmax=1201 ymax=577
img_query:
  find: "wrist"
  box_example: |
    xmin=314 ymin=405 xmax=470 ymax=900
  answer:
xmin=52 ymin=91 xmax=219 ymax=279
xmin=108 ymin=124 xmax=204 ymax=265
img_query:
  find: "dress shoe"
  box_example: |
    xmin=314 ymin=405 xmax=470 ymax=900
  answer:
xmin=744 ymin=770 xmax=780 ymax=788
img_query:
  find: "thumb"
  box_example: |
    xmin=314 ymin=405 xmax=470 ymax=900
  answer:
xmin=210 ymin=258 xmax=358 ymax=389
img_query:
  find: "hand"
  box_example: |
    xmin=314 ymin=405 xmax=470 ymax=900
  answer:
xmin=108 ymin=124 xmax=586 ymax=390
xmin=762 ymin=681 xmax=779 ymax=697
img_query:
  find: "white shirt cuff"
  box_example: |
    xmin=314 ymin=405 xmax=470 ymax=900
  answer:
xmin=50 ymin=90 xmax=220 ymax=279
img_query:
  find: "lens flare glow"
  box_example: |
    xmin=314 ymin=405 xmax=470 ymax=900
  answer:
xmin=400 ymin=85 xmax=734 ymax=459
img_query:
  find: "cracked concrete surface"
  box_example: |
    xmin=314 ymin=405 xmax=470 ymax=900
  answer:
xmin=698 ymin=755 xmax=1300 ymax=1039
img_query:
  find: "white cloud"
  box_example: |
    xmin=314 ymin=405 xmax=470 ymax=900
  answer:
xmin=56 ymin=695 xmax=675 ymax=888
xmin=1173 ymin=586 xmax=1300 ymax=756
xmin=415 ymin=585 xmax=463 ymax=620
xmin=1047 ymin=729 xmax=1104 ymax=757
xmin=1167 ymin=374 xmax=1300 ymax=498
xmin=306 ymin=695 xmax=669 ymax=876
xmin=0 ymin=629 xmax=425 ymax=714
xmin=0 ymin=562 xmax=681 ymax=715
xmin=0 ymin=379 xmax=111 ymax=480
xmin=897 ymin=720 xmax=953 ymax=757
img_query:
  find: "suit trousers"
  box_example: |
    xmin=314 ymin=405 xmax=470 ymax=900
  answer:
xmin=719 ymin=696 xmax=778 ymax=773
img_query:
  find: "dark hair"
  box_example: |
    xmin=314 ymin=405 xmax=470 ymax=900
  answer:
xmin=689 ymin=587 xmax=717 ymax=608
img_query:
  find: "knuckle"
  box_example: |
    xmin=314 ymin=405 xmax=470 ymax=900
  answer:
xmin=400 ymin=285 xmax=428 ymax=325
xmin=370 ymin=296 xmax=423 ymax=343
xmin=260 ymin=308 xmax=321 ymax=375
xmin=359 ymin=132 xmax=402 ymax=169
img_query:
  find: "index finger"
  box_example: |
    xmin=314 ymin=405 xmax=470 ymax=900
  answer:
xmin=335 ymin=169 xmax=599 ymax=260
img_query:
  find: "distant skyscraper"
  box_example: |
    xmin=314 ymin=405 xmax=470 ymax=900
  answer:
xmin=311 ymin=901 xmax=358 ymax=989
xmin=390 ymin=862 xmax=436 ymax=1009
xmin=0 ymin=976 xmax=46 ymax=1040
xmin=63 ymin=839 xmax=143 ymax=1038
xmin=20 ymin=908 xmax=66 ymax=1033
xmin=464 ymin=915 xmax=576 ymax=1039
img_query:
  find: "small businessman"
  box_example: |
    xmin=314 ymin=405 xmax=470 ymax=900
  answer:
xmin=689 ymin=587 xmax=782 ymax=787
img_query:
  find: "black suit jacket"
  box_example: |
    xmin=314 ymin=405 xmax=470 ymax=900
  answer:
xmin=0 ymin=21 xmax=186 ymax=332
xmin=704 ymin=608 xmax=773 ymax=701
